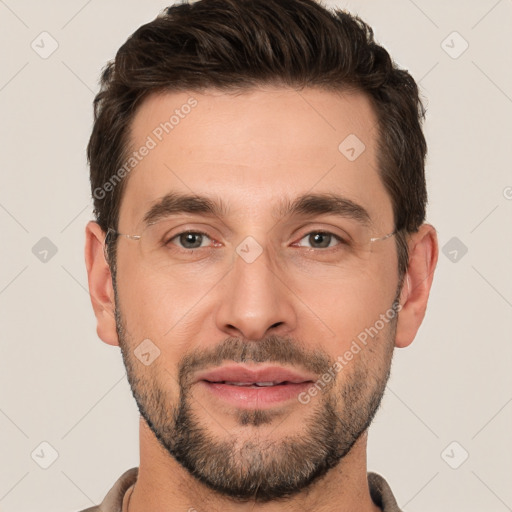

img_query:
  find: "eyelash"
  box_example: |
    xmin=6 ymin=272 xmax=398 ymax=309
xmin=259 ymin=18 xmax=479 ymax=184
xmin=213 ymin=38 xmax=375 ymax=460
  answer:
xmin=166 ymin=230 xmax=348 ymax=253
xmin=167 ymin=230 xmax=219 ymax=252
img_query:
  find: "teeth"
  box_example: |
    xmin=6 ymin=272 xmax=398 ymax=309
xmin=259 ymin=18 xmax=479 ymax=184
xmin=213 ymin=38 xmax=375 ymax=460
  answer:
xmin=222 ymin=381 xmax=282 ymax=387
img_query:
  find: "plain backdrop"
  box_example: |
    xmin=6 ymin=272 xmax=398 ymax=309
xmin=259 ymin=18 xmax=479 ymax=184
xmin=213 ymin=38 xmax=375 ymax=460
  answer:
xmin=0 ymin=0 xmax=511 ymax=511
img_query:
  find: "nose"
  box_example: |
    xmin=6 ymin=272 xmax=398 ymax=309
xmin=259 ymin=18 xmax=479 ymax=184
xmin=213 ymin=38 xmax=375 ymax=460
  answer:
xmin=214 ymin=242 xmax=297 ymax=340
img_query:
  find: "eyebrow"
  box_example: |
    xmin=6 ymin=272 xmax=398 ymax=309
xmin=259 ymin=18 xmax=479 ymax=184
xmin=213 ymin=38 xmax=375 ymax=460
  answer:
xmin=275 ymin=193 xmax=372 ymax=227
xmin=143 ymin=192 xmax=229 ymax=226
xmin=142 ymin=192 xmax=372 ymax=227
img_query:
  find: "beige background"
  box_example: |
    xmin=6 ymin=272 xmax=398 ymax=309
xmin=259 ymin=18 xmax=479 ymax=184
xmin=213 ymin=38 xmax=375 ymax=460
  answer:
xmin=1 ymin=0 xmax=511 ymax=510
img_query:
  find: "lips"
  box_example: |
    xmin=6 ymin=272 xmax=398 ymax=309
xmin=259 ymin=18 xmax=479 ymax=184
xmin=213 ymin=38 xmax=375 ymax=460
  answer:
xmin=195 ymin=364 xmax=316 ymax=408
xmin=194 ymin=364 xmax=316 ymax=386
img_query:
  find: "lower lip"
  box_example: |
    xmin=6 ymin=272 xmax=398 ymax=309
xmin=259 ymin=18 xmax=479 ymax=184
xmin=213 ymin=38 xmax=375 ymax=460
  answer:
xmin=198 ymin=381 xmax=312 ymax=408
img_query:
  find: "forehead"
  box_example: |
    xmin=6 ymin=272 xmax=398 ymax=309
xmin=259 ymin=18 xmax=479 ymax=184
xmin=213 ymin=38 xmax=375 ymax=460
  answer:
xmin=119 ymin=86 xmax=393 ymax=230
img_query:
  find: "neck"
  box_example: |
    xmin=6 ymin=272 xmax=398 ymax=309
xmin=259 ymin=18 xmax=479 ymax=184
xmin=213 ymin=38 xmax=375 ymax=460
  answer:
xmin=126 ymin=417 xmax=381 ymax=512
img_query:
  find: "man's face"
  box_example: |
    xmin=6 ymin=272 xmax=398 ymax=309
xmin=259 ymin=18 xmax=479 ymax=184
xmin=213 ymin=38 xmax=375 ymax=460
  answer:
xmin=113 ymin=87 xmax=400 ymax=501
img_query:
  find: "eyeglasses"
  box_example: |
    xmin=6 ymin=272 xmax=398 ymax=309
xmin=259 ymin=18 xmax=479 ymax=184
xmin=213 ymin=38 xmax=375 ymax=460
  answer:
xmin=105 ymin=218 xmax=397 ymax=271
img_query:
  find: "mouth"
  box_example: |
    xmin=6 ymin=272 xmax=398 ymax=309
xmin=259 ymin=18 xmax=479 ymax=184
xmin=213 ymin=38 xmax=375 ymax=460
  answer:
xmin=194 ymin=364 xmax=315 ymax=408
xmin=204 ymin=380 xmax=300 ymax=387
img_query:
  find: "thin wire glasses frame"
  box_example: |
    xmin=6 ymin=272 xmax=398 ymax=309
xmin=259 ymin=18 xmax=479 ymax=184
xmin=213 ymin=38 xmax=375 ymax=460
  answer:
xmin=104 ymin=224 xmax=398 ymax=262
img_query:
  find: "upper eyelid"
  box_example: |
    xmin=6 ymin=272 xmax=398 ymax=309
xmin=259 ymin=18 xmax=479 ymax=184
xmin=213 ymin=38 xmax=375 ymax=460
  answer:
xmin=147 ymin=215 xmax=360 ymax=232
xmin=293 ymin=232 xmax=347 ymax=249
xmin=168 ymin=229 xmax=216 ymax=246
xmin=160 ymin=218 xmax=356 ymax=233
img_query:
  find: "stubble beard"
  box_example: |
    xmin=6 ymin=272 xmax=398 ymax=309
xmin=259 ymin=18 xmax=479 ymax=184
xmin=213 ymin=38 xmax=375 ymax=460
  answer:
xmin=113 ymin=284 xmax=396 ymax=503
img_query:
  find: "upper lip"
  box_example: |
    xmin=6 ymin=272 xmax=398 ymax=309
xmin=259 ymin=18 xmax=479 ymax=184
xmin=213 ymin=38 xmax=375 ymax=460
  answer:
xmin=194 ymin=364 xmax=316 ymax=384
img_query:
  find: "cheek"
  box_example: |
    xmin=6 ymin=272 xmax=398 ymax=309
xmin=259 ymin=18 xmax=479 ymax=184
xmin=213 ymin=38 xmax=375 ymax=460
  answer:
xmin=115 ymin=258 xmax=211 ymax=370
xmin=117 ymin=247 xmax=185 ymax=317
xmin=290 ymin=265 xmax=396 ymax=352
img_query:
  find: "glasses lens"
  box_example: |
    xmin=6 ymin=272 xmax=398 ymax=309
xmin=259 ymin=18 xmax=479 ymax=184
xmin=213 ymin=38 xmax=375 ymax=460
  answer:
xmin=134 ymin=218 xmax=391 ymax=272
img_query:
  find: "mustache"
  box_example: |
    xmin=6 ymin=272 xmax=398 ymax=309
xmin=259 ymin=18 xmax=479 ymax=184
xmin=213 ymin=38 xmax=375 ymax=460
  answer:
xmin=178 ymin=335 xmax=332 ymax=386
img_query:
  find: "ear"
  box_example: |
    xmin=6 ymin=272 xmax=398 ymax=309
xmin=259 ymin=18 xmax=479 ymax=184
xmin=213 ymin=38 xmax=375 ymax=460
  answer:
xmin=84 ymin=221 xmax=119 ymax=346
xmin=395 ymin=223 xmax=438 ymax=348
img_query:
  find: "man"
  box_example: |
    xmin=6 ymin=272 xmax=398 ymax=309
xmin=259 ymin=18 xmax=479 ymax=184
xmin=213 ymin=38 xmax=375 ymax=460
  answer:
xmin=83 ymin=0 xmax=438 ymax=510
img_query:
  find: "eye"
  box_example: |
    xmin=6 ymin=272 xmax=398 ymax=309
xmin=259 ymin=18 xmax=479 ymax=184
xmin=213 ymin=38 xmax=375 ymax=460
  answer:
xmin=168 ymin=231 xmax=214 ymax=250
xmin=294 ymin=231 xmax=346 ymax=249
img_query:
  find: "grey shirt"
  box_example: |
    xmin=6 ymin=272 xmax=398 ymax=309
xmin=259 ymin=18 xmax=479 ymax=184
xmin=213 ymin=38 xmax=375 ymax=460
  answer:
xmin=79 ymin=468 xmax=403 ymax=512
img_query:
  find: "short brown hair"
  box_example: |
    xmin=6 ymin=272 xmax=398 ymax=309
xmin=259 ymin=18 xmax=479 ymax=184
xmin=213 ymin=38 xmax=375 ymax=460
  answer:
xmin=88 ymin=0 xmax=427 ymax=279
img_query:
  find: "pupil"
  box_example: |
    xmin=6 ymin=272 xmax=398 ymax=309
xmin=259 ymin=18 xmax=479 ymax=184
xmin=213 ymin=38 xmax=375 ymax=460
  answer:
xmin=181 ymin=233 xmax=202 ymax=249
xmin=311 ymin=232 xmax=330 ymax=248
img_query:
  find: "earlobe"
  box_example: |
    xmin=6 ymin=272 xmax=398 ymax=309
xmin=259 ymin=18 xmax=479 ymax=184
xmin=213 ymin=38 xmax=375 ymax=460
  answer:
xmin=84 ymin=221 xmax=120 ymax=347
xmin=395 ymin=224 xmax=438 ymax=348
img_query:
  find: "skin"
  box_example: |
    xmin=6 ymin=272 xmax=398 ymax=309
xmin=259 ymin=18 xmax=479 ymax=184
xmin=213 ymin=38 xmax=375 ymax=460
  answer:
xmin=85 ymin=87 xmax=438 ymax=512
